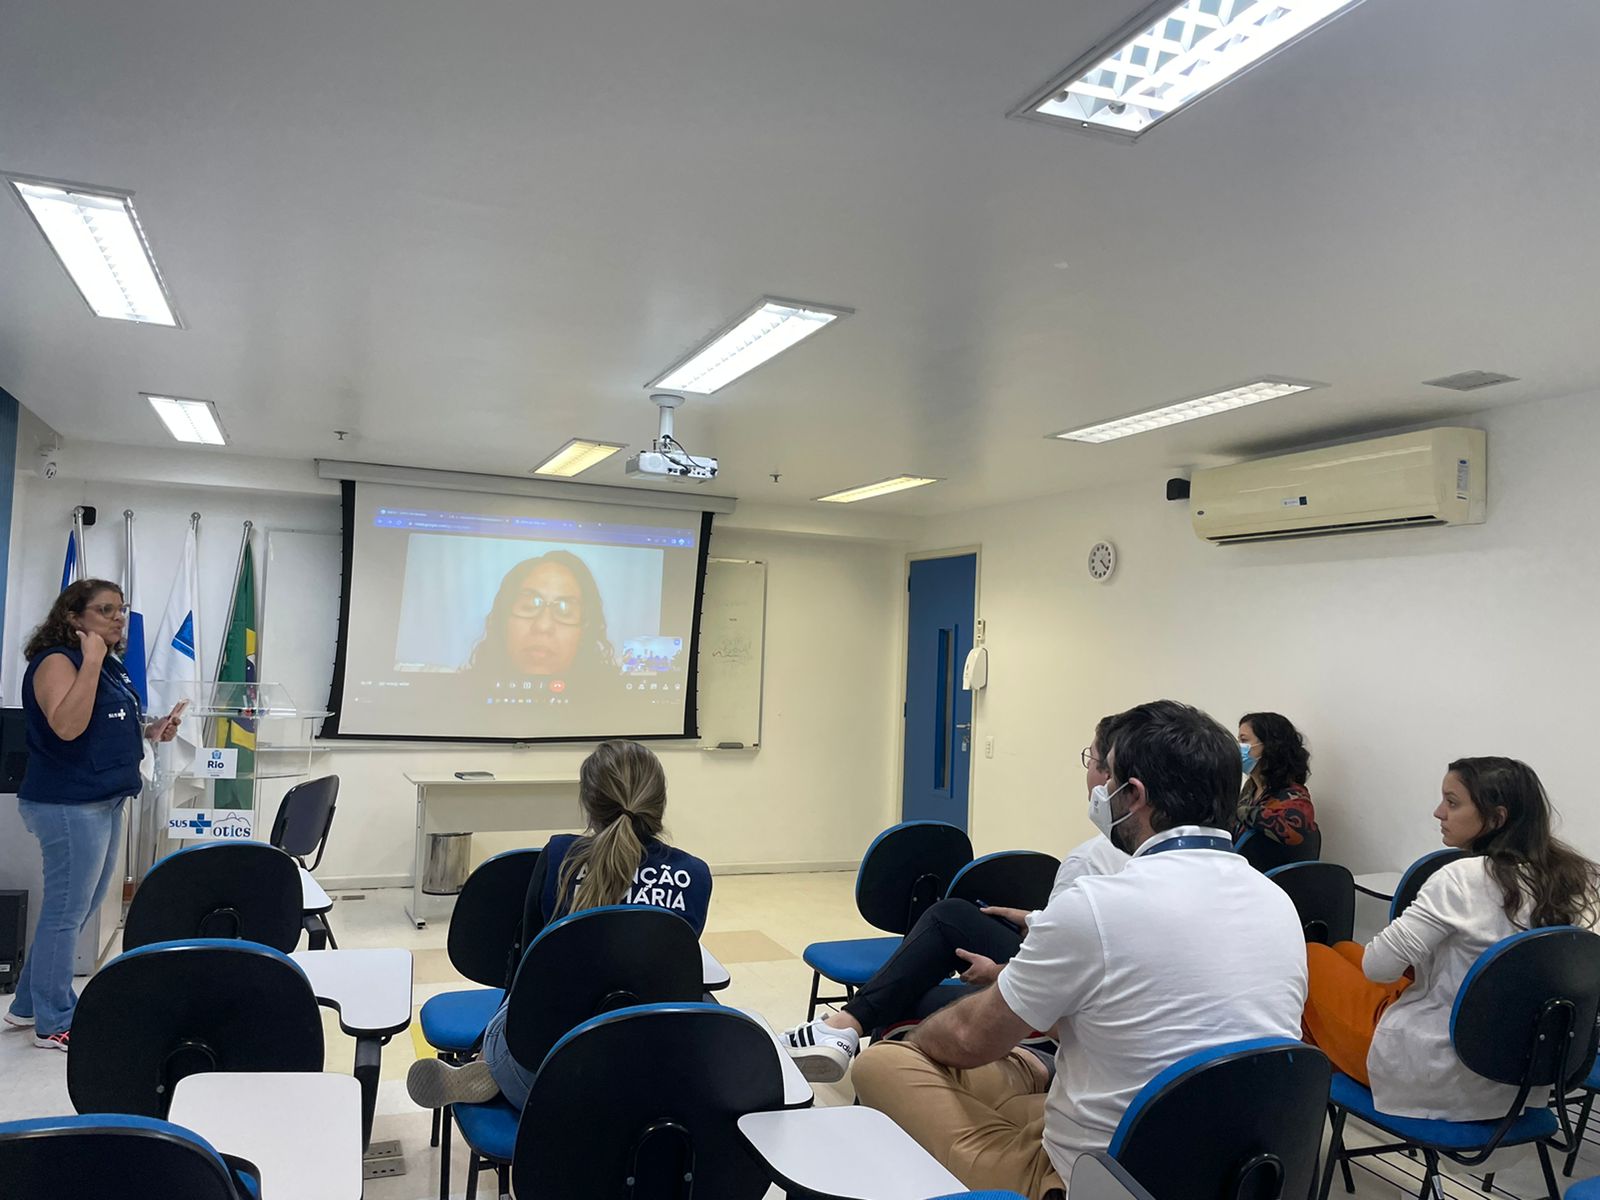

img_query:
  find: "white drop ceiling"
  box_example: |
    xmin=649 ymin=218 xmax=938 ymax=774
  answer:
xmin=2 ymin=0 xmax=1596 ymax=514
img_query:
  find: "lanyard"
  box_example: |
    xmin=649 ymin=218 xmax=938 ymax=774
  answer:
xmin=1139 ymin=835 xmax=1234 ymax=857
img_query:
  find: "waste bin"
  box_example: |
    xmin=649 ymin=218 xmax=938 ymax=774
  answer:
xmin=421 ymin=832 xmax=472 ymax=895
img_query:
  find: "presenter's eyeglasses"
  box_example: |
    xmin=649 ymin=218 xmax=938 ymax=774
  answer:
xmin=511 ymin=591 xmax=582 ymax=626
xmin=85 ymin=603 xmax=131 ymax=619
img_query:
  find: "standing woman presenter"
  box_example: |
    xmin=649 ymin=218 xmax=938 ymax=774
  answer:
xmin=3 ymin=579 xmax=184 ymax=1050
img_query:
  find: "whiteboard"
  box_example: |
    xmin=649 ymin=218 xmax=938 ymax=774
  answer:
xmin=254 ymin=535 xmax=765 ymax=746
xmin=695 ymin=559 xmax=766 ymax=748
xmin=259 ymin=529 xmax=342 ymax=731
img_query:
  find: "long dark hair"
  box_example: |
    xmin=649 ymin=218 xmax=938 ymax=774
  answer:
xmin=467 ymin=550 xmax=615 ymax=677
xmin=555 ymin=741 xmax=668 ymax=916
xmin=24 ymin=579 xmax=125 ymax=660
xmin=1449 ymin=756 xmax=1600 ymax=929
xmin=1240 ymin=711 xmax=1310 ymax=797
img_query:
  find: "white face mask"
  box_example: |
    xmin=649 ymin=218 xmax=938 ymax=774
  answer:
xmin=1088 ymin=780 xmax=1133 ymax=839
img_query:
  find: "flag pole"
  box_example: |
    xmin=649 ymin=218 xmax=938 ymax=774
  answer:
xmin=212 ymin=520 xmax=253 ymax=683
xmin=72 ymin=505 xmax=88 ymax=579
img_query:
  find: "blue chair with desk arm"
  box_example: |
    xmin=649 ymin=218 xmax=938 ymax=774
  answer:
xmin=801 ymin=821 xmax=974 ymax=1021
xmin=1111 ymin=1038 xmax=1331 ymax=1200
xmin=1563 ymin=1053 xmax=1600 ymax=1175
xmin=944 ymin=850 xmax=1061 ymax=910
xmin=1319 ymin=926 xmax=1600 ymax=1200
xmin=417 ymin=848 xmax=542 ymax=1200
xmin=122 ymin=841 xmax=304 ymax=953
xmin=0 ymin=1114 xmax=264 ymax=1199
xmin=452 ymin=905 xmax=706 ymax=1198
xmin=1267 ymin=862 xmax=1356 ymax=946
xmin=268 ymin=774 xmax=341 ymax=948
xmin=1389 ymin=849 xmax=1468 ymax=921
xmin=1235 ymin=827 xmax=1322 ymax=873
xmin=66 ymin=939 xmax=325 ymax=1120
xmin=509 ymin=1003 xmax=784 ymax=1199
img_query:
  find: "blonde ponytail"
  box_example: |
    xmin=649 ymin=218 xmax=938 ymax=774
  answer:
xmin=554 ymin=741 xmax=668 ymax=916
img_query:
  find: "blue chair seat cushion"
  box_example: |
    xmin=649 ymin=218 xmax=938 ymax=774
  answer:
xmin=802 ymin=936 xmax=902 ymax=984
xmin=419 ymin=988 xmax=505 ymax=1052
xmin=452 ymin=1096 xmax=519 ymax=1162
xmin=1567 ymin=1180 xmax=1600 ymax=1200
xmin=1330 ymin=1073 xmax=1558 ymax=1150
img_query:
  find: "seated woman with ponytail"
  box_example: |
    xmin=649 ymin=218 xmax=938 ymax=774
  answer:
xmin=406 ymin=739 xmax=711 ymax=1110
xmin=1302 ymin=757 xmax=1599 ymax=1121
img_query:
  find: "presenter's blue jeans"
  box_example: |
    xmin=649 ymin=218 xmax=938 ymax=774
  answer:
xmin=7 ymin=797 xmax=126 ymax=1036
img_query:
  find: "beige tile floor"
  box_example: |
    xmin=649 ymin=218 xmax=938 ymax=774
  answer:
xmin=2 ymin=871 xmax=1595 ymax=1199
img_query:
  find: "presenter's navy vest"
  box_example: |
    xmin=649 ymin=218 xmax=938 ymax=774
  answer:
xmin=540 ymin=833 xmax=713 ymax=934
xmin=19 ymin=646 xmax=145 ymax=804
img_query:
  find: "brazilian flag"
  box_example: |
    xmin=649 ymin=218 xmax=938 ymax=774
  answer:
xmin=215 ymin=546 xmax=256 ymax=811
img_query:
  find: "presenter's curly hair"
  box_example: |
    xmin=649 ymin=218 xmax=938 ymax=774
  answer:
xmin=25 ymin=579 xmax=126 ymax=660
xmin=1239 ymin=711 xmax=1311 ymax=796
xmin=467 ymin=550 xmax=616 ymax=676
xmin=1449 ymin=756 xmax=1600 ymax=930
xmin=556 ymin=741 xmax=669 ymax=916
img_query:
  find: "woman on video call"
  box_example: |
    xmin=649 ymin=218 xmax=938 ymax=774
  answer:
xmin=466 ymin=550 xmax=622 ymax=690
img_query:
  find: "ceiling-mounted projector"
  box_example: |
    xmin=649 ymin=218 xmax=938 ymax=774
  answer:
xmin=625 ymin=392 xmax=719 ymax=483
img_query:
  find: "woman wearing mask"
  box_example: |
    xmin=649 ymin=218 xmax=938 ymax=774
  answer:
xmin=3 ymin=580 xmax=184 ymax=1050
xmin=1301 ymin=757 xmax=1599 ymax=1119
xmin=405 ymin=740 xmax=711 ymax=1109
xmin=1236 ymin=711 xmax=1317 ymax=848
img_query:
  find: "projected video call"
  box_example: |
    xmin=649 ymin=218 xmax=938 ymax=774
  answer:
xmin=332 ymin=483 xmax=710 ymax=740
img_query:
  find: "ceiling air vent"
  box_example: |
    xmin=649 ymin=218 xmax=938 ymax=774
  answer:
xmin=1421 ymin=371 xmax=1518 ymax=392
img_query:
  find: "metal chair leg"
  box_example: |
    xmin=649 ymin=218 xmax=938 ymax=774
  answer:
xmin=1481 ymin=1171 xmax=1495 ymax=1193
xmin=497 ymin=1162 xmax=511 ymax=1198
xmin=806 ymin=970 xmax=822 ymax=1022
xmin=1417 ymin=1151 xmax=1440 ymax=1200
xmin=438 ymin=1106 xmax=452 ymax=1200
xmin=466 ymin=1152 xmax=480 ymax=1200
xmin=430 ymin=1105 xmax=441 ymax=1148
xmin=1317 ymin=1107 xmax=1347 ymax=1200
xmin=1537 ymin=1141 xmax=1562 ymax=1200
xmin=1566 ymin=1091 xmax=1596 ymax=1176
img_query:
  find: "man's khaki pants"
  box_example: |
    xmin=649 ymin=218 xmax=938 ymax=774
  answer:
xmin=853 ymin=1040 xmax=1067 ymax=1200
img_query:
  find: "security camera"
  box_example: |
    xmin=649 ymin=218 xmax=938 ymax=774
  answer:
xmin=42 ymin=461 xmax=58 ymax=480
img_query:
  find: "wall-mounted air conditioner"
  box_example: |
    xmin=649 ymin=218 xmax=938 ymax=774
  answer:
xmin=1190 ymin=427 xmax=1486 ymax=545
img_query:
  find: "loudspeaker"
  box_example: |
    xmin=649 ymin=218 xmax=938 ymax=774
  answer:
xmin=1 ymin=708 xmax=27 ymax=793
xmin=0 ymin=889 xmax=25 ymax=994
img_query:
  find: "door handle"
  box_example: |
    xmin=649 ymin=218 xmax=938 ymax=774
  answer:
xmin=955 ymin=723 xmax=971 ymax=731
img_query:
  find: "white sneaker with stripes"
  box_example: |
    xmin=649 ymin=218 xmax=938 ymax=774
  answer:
xmin=779 ymin=1018 xmax=860 ymax=1083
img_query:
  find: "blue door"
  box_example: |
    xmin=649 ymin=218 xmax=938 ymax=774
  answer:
xmin=902 ymin=554 xmax=976 ymax=830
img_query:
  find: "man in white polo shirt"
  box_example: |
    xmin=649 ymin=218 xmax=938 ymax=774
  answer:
xmin=853 ymin=699 xmax=1308 ymax=1199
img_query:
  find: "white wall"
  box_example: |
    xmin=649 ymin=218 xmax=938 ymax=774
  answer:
xmin=2 ymin=452 xmax=905 ymax=883
xmin=927 ymin=388 xmax=1600 ymax=875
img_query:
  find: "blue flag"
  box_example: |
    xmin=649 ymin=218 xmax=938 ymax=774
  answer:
xmin=122 ymin=517 xmax=149 ymax=706
xmin=60 ymin=530 xmax=79 ymax=593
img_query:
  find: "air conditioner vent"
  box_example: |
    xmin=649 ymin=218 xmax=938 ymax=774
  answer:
xmin=1421 ymin=371 xmax=1518 ymax=392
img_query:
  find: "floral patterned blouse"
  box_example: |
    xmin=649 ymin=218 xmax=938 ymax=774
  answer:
xmin=1236 ymin=782 xmax=1317 ymax=846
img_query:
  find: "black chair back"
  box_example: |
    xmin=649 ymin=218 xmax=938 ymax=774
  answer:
xmin=1235 ymin=828 xmax=1321 ymax=874
xmin=1452 ymin=927 xmax=1600 ymax=1092
xmin=0 ymin=1115 xmax=257 ymax=1199
xmin=856 ymin=821 xmax=974 ymax=934
xmin=1389 ymin=849 xmax=1467 ymax=921
xmin=513 ymin=1003 xmax=783 ymax=1200
xmin=503 ymin=906 xmax=703 ymax=1072
xmin=268 ymin=775 xmax=339 ymax=869
xmin=945 ymin=850 xmax=1062 ymax=911
xmin=68 ymin=940 xmax=324 ymax=1119
xmin=124 ymin=842 xmax=303 ymax=953
xmin=1111 ymin=1038 xmax=1331 ymax=1200
xmin=1266 ymin=862 xmax=1356 ymax=946
xmin=448 ymin=848 xmax=542 ymax=989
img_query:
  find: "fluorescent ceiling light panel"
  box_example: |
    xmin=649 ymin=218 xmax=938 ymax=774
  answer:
xmin=6 ymin=175 xmax=179 ymax=325
xmin=1051 ymin=378 xmax=1324 ymax=444
xmin=816 ymin=475 xmax=940 ymax=504
xmin=532 ymin=438 xmax=626 ymax=477
xmin=1015 ymin=0 xmax=1367 ymax=140
xmin=649 ymin=297 xmax=851 ymax=394
xmin=145 ymin=395 xmax=227 ymax=445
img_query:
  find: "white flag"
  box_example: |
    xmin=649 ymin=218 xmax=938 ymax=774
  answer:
xmin=149 ymin=523 xmax=201 ymax=773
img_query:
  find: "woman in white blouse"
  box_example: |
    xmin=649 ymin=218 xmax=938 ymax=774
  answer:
xmin=1302 ymin=757 xmax=1599 ymax=1120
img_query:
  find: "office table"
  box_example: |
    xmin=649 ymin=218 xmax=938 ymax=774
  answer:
xmin=169 ymin=1072 xmax=363 ymax=1200
xmin=290 ymin=947 xmax=413 ymax=1150
xmin=701 ymin=944 xmax=730 ymax=991
xmin=731 ymin=1006 xmax=813 ymax=1109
